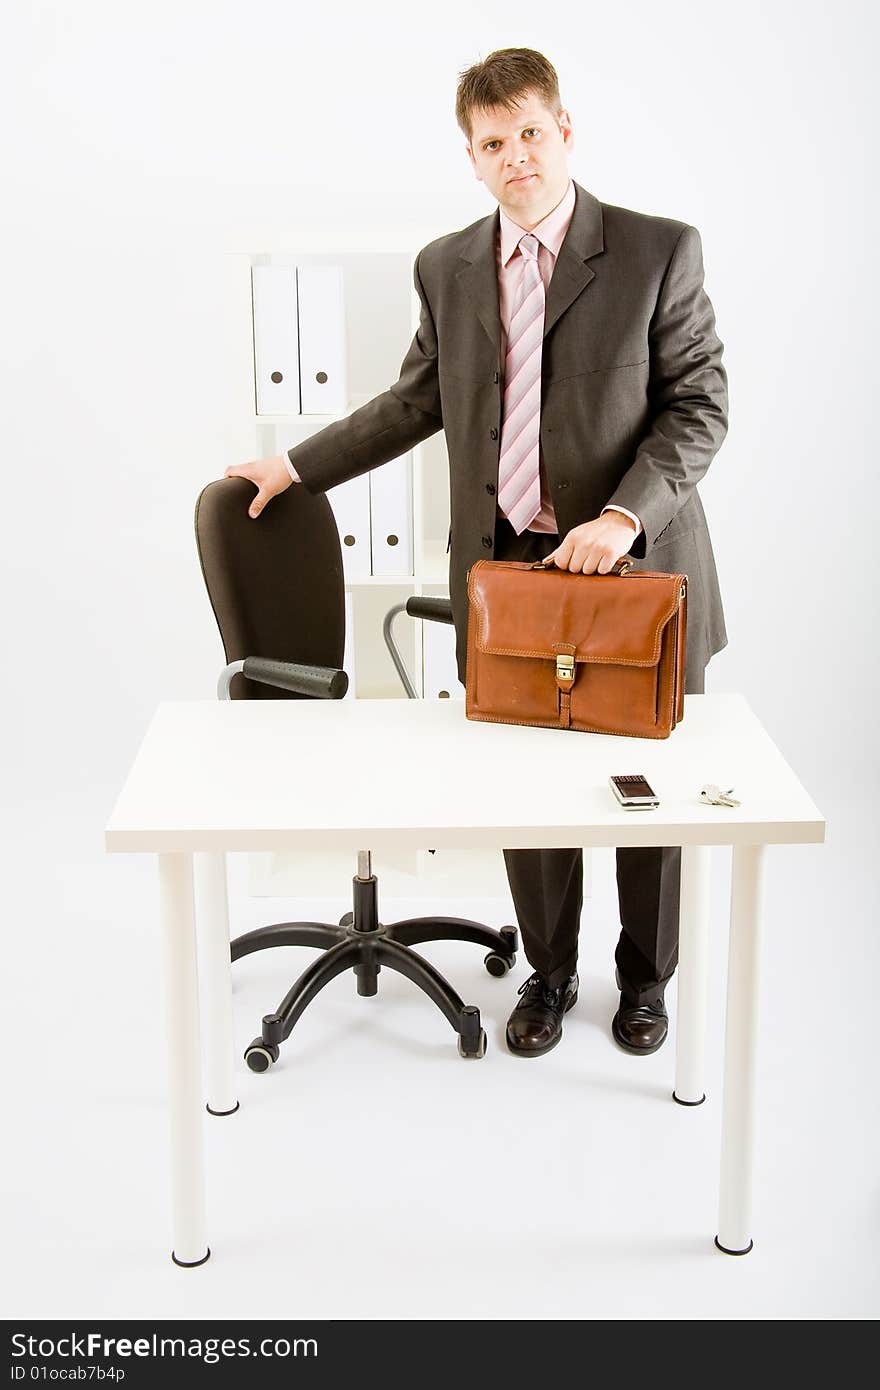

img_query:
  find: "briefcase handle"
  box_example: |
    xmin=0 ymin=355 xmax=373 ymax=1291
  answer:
xmin=529 ymin=555 xmax=632 ymax=575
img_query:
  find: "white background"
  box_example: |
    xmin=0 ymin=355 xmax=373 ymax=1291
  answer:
xmin=1 ymin=0 xmax=877 ymax=1321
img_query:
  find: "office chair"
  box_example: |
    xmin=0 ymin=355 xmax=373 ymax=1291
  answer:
xmin=194 ymin=476 xmax=518 ymax=1068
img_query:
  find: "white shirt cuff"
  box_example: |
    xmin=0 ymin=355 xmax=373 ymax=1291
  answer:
xmin=601 ymin=504 xmax=641 ymax=537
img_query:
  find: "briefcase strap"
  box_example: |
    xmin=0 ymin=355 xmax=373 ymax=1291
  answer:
xmin=552 ymin=641 xmax=577 ymax=727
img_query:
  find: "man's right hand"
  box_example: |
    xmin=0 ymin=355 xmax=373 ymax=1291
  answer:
xmin=223 ymin=455 xmax=294 ymax=519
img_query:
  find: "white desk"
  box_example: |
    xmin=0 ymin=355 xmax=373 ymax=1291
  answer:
xmin=105 ymin=693 xmax=825 ymax=1265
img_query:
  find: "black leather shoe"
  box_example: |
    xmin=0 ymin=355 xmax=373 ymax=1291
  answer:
xmin=611 ymin=995 xmax=668 ymax=1055
xmin=506 ymin=971 xmax=578 ymax=1057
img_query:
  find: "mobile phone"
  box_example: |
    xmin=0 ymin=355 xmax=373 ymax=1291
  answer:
xmin=609 ymin=774 xmax=660 ymax=810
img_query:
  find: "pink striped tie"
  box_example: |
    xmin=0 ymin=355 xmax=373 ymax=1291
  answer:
xmin=497 ymin=233 xmax=544 ymax=534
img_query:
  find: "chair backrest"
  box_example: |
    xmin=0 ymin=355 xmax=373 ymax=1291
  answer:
xmin=195 ymin=478 xmax=345 ymax=700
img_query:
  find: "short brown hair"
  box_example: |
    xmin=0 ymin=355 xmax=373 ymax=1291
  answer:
xmin=455 ymin=47 xmax=563 ymax=147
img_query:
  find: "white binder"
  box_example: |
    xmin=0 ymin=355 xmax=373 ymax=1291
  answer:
xmin=296 ymin=265 xmax=348 ymax=414
xmin=342 ymin=591 xmax=356 ymax=699
xmin=422 ymin=616 xmax=463 ymax=700
xmin=369 ymin=454 xmax=413 ymax=575
xmin=327 ymin=474 xmax=371 ymax=579
xmin=251 ymin=266 xmax=300 ymax=415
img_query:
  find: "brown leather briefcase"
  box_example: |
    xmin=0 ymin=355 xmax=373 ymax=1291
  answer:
xmin=464 ymin=556 xmax=688 ymax=739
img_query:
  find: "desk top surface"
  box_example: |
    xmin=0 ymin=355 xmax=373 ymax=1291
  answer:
xmin=104 ymin=694 xmax=825 ymax=853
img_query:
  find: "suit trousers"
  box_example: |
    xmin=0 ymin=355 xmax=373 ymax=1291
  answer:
xmin=491 ymin=514 xmax=706 ymax=1006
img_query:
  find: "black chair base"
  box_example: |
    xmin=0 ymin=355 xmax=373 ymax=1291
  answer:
xmin=230 ymin=870 xmax=518 ymax=1067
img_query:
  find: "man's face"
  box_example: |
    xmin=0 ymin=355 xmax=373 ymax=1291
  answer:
xmin=466 ymin=92 xmax=574 ymax=225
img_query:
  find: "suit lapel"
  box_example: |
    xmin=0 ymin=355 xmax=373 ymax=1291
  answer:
xmin=455 ymin=179 xmax=605 ymax=363
xmin=454 ymin=208 xmax=503 ymax=363
xmin=544 ymin=182 xmax=603 ymax=337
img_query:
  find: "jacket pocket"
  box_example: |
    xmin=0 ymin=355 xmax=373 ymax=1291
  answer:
xmin=547 ymin=358 xmax=648 ymax=384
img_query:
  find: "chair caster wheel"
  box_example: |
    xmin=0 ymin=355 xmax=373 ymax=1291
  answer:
xmin=338 ymin=911 xmax=354 ymax=927
xmin=484 ymin=951 xmax=514 ymax=977
xmin=244 ymin=1039 xmax=279 ymax=1073
xmin=458 ymin=1028 xmax=487 ymax=1059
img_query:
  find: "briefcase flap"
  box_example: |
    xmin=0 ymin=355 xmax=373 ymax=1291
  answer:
xmin=467 ymin=560 xmax=685 ymax=667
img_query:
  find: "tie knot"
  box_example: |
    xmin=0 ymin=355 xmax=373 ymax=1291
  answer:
xmin=519 ymin=234 xmax=539 ymax=260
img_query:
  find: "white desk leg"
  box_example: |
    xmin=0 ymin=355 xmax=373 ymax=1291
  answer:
xmin=673 ymin=845 xmax=711 ymax=1106
xmin=716 ymin=843 xmax=766 ymax=1256
xmin=158 ymin=853 xmax=210 ymax=1267
xmin=194 ymin=852 xmax=239 ymax=1117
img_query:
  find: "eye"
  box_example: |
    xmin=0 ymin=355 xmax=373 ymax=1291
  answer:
xmin=483 ymin=128 xmax=541 ymax=153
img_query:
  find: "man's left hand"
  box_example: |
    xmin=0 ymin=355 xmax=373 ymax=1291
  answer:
xmin=544 ymin=512 xmax=638 ymax=573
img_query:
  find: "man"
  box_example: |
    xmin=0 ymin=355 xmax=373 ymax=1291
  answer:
xmin=225 ymin=47 xmax=729 ymax=1061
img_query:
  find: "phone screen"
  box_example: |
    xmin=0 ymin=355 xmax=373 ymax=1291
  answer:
xmin=614 ymin=776 xmax=655 ymax=797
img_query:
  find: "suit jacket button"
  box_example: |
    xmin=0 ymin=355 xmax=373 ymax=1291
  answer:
xmin=490 ymin=427 xmax=498 ymax=440
xmin=481 ymin=535 xmax=492 ymax=548
xmin=486 ymin=483 xmax=495 ymax=495
xmin=493 ymin=371 xmax=499 ymax=383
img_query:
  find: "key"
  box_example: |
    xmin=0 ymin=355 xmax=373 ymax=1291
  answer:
xmin=700 ymin=783 xmax=740 ymax=807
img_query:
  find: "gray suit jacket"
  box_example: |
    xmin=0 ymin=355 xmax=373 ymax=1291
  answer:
xmin=289 ymin=180 xmax=729 ymax=686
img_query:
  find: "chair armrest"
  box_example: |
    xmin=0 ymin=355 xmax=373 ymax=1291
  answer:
xmin=382 ymin=595 xmax=454 ymax=699
xmin=405 ymin=596 xmax=453 ymax=625
xmin=217 ymin=658 xmax=348 ymax=701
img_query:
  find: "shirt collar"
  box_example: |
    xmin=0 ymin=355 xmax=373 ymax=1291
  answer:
xmin=498 ymin=177 xmax=575 ymax=266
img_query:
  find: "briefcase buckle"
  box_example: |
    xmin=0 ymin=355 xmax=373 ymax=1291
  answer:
xmin=556 ymin=653 xmax=575 ymax=682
